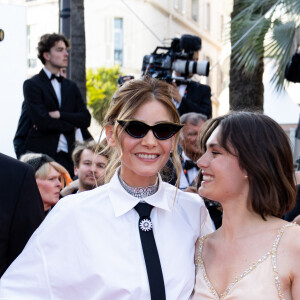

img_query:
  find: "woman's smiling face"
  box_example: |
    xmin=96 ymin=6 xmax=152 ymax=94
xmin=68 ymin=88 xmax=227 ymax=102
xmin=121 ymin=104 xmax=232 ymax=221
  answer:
xmin=197 ymin=125 xmax=249 ymax=203
xmin=119 ymin=98 xmax=175 ymax=187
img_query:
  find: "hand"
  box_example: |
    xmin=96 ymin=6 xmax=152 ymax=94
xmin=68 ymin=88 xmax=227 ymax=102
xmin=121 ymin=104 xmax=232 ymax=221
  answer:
xmin=49 ymin=110 xmax=60 ymax=119
xmin=170 ymin=82 xmax=182 ymax=104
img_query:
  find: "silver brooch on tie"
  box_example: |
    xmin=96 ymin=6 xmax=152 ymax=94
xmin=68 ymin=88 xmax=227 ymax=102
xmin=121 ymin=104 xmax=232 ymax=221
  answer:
xmin=139 ymin=218 xmax=153 ymax=231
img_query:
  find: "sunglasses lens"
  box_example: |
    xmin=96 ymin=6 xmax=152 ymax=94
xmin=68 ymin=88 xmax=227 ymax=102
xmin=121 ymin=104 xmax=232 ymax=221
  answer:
xmin=126 ymin=121 xmax=149 ymax=138
xmin=118 ymin=120 xmax=182 ymax=140
xmin=153 ymin=124 xmax=177 ymax=140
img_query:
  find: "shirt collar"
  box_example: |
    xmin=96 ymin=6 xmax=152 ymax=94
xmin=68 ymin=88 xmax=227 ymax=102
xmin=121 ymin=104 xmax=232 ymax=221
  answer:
xmin=43 ymin=67 xmax=52 ymax=79
xmin=182 ymin=151 xmax=195 ymax=163
xmin=43 ymin=67 xmax=60 ymax=79
xmin=108 ymin=167 xmax=172 ymax=217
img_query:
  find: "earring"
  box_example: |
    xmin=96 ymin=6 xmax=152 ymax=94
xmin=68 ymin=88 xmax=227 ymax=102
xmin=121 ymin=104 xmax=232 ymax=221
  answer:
xmin=244 ymin=175 xmax=248 ymax=180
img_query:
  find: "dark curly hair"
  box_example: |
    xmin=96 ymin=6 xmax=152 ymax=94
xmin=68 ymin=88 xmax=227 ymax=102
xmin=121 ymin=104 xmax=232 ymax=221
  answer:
xmin=37 ymin=33 xmax=69 ymax=65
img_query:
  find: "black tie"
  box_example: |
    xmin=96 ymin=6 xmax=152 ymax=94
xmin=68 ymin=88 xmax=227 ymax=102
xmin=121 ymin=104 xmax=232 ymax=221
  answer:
xmin=183 ymin=160 xmax=199 ymax=171
xmin=50 ymin=74 xmax=63 ymax=82
xmin=134 ymin=202 xmax=166 ymax=300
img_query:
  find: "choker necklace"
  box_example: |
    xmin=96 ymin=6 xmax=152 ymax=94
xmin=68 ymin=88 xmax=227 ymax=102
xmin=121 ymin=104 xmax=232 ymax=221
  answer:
xmin=118 ymin=172 xmax=159 ymax=199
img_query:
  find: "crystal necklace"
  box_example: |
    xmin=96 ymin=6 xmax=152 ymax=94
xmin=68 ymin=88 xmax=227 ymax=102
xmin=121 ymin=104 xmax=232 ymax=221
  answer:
xmin=118 ymin=172 xmax=159 ymax=199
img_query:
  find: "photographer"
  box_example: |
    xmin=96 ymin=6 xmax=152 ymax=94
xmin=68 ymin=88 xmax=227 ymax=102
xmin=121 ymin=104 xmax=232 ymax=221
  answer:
xmin=170 ymin=50 xmax=212 ymax=118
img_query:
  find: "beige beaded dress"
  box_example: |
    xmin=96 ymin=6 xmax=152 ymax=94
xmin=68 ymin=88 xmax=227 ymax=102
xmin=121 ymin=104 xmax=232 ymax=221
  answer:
xmin=192 ymin=223 xmax=296 ymax=300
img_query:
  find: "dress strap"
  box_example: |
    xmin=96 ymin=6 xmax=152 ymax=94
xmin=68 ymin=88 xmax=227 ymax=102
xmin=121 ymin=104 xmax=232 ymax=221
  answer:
xmin=195 ymin=236 xmax=206 ymax=273
xmin=271 ymin=223 xmax=298 ymax=300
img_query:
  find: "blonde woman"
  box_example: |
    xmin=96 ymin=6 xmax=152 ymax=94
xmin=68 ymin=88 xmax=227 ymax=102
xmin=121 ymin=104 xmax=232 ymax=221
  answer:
xmin=0 ymin=77 xmax=213 ymax=300
xmin=20 ymin=153 xmax=72 ymax=213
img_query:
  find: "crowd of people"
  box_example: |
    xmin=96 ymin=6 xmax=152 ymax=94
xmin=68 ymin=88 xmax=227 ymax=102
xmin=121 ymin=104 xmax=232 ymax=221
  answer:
xmin=0 ymin=32 xmax=299 ymax=299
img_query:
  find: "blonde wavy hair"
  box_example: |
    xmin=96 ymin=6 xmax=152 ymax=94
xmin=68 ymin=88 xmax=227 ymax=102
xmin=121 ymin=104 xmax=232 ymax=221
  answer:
xmin=99 ymin=76 xmax=182 ymax=186
xmin=20 ymin=153 xmax=72 ymax=188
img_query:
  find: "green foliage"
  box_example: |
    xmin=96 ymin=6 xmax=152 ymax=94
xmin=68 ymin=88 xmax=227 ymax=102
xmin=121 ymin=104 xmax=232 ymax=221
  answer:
xmin=231 ymin=0 xmax=300 ymax=90
xmin=86 ymin=66 xmax=121 ymax=124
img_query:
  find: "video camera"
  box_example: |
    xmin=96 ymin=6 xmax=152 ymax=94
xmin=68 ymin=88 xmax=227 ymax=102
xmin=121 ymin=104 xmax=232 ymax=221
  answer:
xmin=141 ymin=34 xmax=209 ymax=84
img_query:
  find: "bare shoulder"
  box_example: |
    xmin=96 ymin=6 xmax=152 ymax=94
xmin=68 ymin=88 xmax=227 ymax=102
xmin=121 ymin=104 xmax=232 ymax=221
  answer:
xmin=280 ymin=224 xmax=300 ymax=275
xmin=282 ymin=223 xmax=300 ymax=248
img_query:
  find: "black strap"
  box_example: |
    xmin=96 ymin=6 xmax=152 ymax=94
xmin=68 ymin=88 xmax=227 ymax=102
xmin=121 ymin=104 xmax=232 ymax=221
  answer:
xmin=134 ymin=202 xmax=166 ymax=300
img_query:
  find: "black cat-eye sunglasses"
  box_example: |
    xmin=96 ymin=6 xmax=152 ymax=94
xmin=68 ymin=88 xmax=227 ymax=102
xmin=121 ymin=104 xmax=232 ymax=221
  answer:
xmin=117 ymin=120 xmax=183 ymax=140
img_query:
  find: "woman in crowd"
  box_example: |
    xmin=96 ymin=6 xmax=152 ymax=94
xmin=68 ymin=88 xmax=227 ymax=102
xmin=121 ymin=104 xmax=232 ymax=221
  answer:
xmin=20 ymin=153 xmax=72 ymax=214
xmin=192 ymin=111 xmax=300 ymax=299
xmin=0 ymin=76 xmax=213 ymax=300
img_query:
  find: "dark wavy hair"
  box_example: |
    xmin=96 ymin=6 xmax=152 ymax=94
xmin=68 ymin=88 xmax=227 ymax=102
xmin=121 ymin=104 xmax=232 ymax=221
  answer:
xmin=37 ymin=33 xmax=69 ymax=65
xmin=197 ymin=111 xmax=296 ymax=219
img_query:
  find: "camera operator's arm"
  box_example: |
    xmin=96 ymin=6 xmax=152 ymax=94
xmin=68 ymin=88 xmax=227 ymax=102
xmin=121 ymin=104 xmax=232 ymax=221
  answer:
xmin=178 ymin=81 xmax=212 ymax=119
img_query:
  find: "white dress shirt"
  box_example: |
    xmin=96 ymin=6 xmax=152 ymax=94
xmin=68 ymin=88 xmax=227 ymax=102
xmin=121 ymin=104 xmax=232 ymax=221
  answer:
xmin=0 ymin=169 xmax=213 ymax=300
xmin=43 ymin=67 xmax=68 ymax=153
xmin=179 ymin=151 xmax=199 ymax=190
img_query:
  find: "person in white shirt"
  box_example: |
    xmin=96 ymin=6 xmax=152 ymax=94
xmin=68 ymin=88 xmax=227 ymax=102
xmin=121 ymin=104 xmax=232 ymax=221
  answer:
xmin=0 ymin=76 xmax=213 ymax=300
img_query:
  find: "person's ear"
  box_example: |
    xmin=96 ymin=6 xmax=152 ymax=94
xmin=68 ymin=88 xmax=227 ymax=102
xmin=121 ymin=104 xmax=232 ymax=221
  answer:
xmin=74 ymin=166 xmax=78 ymax=177
xmin=105 ymin=125 xmax=117 ymax=147
xmin=43 ymin=52 xmax=50 ymax=62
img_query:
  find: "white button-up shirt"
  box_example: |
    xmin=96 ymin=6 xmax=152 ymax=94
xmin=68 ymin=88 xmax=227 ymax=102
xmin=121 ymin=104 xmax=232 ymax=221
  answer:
xmin=43 ymin=67 xmax=68 ymax=153
xmin=179 ymin=151 xmax=199 ymax=190
xmin=0 ymin=170 xmax=213 ymax=300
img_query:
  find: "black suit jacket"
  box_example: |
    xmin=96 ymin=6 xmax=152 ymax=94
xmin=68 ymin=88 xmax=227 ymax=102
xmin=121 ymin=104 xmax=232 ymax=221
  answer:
xmin=14 ymin=69 xmax=91 ymax=159
xmin=177 ymin=81 xmax=212 ymax=118
xmin=13 ymin=102 xmax=92 ymax=159
xmin=0 ymin=153 xmax=44 ymax=277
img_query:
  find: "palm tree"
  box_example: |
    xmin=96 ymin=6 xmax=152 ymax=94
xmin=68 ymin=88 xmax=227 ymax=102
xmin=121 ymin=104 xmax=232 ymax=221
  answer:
xmin=69 ymin=0 xmax=86 ymax=102
xmin=229 ymin=0 xmax=300 ymax=111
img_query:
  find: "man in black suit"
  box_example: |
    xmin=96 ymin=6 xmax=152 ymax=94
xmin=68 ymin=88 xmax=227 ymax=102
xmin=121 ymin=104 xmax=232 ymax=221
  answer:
xmin=0 ymin=153 xmax=44 ymax=277
xmin=13 ymin=33 xmax=91 ymax=177
xmin=170 ymin=51 xmax=212 ymax=118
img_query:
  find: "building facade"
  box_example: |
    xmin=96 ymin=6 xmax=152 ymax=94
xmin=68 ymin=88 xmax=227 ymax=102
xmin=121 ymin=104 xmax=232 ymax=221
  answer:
xmin=3 ymin=0 xmax=233 ymax=117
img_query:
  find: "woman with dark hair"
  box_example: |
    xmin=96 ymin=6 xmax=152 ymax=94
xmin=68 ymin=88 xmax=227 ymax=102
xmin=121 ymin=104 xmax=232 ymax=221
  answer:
xmin=192 ymin=111 xmax=300 ymax=299
xmin=0 ymin=77 xmax=213 ymax=300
